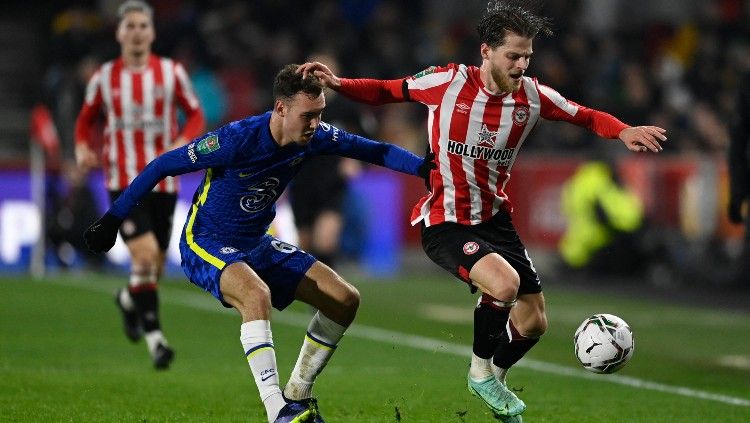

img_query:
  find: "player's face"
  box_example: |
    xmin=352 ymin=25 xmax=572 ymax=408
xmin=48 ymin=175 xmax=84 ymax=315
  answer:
xmin=281 ymin=92 xmax=325 ymax=144
xmin=116 ymin=11 xmax=155 ymax=57
xmin=483 ymin=32 xmax=533 ymax=93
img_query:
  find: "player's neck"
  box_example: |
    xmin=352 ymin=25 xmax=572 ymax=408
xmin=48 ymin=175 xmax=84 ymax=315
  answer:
xmin=269 ymin=113 xmax=292 ymax=147
xmin=121 ymin=51 xmax=151 ymax=70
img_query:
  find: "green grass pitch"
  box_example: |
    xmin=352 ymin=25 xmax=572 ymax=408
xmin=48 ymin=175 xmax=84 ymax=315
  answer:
xmin=1 ymin=272 xmax=749 ymax=422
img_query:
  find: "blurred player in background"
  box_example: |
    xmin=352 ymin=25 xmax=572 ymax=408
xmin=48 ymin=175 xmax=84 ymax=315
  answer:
xmin=74 ymin=0 xmax=205 ymax=369
xmin=84 ymin=65 xmax=433 ymax=423
xmin=728 ymin=71 xmax=750 ymax=286
xmin=299 ymin=0 xmax=666 ymax=419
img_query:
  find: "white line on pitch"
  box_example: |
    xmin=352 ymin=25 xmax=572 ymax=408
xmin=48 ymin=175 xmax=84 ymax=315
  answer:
xmin=57 ymin=278 xmax=750 ymax=408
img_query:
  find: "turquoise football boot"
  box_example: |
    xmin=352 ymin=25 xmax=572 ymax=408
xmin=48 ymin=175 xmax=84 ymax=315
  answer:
xmin=468 ymin=374 xmax=526 ymax=417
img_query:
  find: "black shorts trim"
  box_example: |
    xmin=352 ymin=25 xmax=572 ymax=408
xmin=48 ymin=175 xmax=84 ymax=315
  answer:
xmin=109 ymin=191 xmax=177 ymax=251
xmin=421 ymin=211 xmax=542 ymax=295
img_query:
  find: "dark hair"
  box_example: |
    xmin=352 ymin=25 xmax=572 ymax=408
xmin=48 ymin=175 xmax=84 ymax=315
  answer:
xmin=477 ymin=1 xmax=553 ymax=48
xmin=273 ymin=64 xmax=323 ymax=101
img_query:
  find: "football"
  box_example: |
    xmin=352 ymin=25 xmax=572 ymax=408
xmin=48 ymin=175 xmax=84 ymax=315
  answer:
xmin=574 ymin=313 xmax=634 ymax=374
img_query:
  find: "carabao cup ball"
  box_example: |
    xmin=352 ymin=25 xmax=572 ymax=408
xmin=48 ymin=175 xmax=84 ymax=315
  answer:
xmin=574 ymin=313 xmax=634 ymax=374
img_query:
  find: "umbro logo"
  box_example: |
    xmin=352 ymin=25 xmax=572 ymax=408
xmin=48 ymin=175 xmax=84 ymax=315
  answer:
xmin=455 ymin=103 xmax=470 ymax=114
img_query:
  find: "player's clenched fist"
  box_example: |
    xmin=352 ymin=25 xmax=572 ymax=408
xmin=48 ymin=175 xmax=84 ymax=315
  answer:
xmin=84 ymin=213 xmax=122 ymax=252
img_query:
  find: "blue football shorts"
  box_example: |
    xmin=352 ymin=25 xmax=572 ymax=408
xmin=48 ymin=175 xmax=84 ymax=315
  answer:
xmin=179 ymin=232 xmax=316 ymax=310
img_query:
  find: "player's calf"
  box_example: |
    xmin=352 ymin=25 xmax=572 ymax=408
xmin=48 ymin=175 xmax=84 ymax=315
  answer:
xmin=128 ymin=268 xmax=172 ymax=368
xmin=114 ymin=288 xmax=141 ymax=342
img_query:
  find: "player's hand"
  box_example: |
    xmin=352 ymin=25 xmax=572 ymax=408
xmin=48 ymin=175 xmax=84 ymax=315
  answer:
xmin=84 ymin=212 xmax=122 ymax=253
xmin=728 ymin=198 xmax=745 ymax=224
xmin=619 ymin=126 xmax=667 ymax=153
xmin=297 ymin=62 xmax=341 ymax=89
xmin=418 ymin=151 xmax=437 ymax=191
xmin=75 ymin=143 xmax=99 ymax=170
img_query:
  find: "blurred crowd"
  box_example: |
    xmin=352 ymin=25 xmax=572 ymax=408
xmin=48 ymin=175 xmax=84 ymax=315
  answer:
xmin=28 ymin=0 xmax=750 ymax=287
xmin=40 ymin=0 xmax=750 ymax=161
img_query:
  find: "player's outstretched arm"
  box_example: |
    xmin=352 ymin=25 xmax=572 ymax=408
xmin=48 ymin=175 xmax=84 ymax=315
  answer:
xmin=618 ymin=126 xmax=667 ymax=153
xmin=298 ymin=61 xmax=406 ymax=105
xmin=84 ymin=137 xmax=222 ymax=253
xmin=318 ymin=126 xmax=434 ymax=185
xmin=83 ymin=149 xmax=184 ymax=253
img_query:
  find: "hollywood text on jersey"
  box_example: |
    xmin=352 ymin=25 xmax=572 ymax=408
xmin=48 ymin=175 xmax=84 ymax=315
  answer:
xmin=446 ymin=140 xmax=515 ymax=166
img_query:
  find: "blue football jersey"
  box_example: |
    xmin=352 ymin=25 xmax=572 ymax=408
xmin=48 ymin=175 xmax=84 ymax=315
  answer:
xmin=109 ymin=112 xmax=423 ymax=245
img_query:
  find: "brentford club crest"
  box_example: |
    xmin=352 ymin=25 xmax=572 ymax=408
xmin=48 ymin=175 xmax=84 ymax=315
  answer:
xmin=463 ymin=241 xmax=479 ymax=255
xmin=512 ymin=105 xmax=530 ymax=126
xmin=121 ymin=219 xmax=136 ymax=236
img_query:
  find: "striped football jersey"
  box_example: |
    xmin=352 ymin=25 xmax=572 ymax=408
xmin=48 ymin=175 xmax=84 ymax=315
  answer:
xmin=75 ymin=54 xmax=204 ymax=193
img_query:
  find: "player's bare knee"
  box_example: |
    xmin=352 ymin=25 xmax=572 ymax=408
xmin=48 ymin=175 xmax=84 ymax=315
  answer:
xmin=131 ymin=251 xmax=160 ymax=271
xmin=233 ymin=284 xmax=272 ymax=320
xmin=516 ymin=312 xmax=548 ymax=338
xmin=130 ymin=262 xmax=158 ymax=285
xmin=486 ymin=276 xmax=519 ymax=302
xmin=507 ymin=268 xmax=521 ymax=291
xmin=523 ymin=315 xmax=548 ymax=338
xmin=340 ymin=283 xmax=360 ymax=314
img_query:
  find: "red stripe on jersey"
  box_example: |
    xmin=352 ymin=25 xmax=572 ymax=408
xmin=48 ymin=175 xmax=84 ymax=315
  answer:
xmin=427 ymin=104 xmax=447 ymax=225
xmin=446 ymin=79 xmax=481 ymax=224
xmin=477 ymin=93 xmax=503 ymax=221
xmin=151 ymin=56 xmax=168 ymax=192
xmin=505 ymin=86 xmax=529 ymax=150
xmin=110 ymin=60 xmax=129 ymax=191
xmin=495 ymin=86 xmax=530 ymax=205
xmin=131 ymin=71 xmax=147 ymax=179
xmin=152 ymin=56 xmax=165 ymax=141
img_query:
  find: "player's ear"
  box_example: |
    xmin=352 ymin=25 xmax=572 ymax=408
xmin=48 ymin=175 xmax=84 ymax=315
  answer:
xmin=115 ymin=23 xmax=124 ymax=44
xmin=274 ymin=99 xmax=286 ymax=117
xmin=480 ymin=43 xmax=491 ymax=60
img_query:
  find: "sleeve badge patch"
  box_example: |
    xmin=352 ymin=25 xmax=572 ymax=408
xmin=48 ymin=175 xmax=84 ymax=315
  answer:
xmin=196 ymin=134 xmax=220 ymax=154
xmin=412 ymin=66 xmax=437 ymax=79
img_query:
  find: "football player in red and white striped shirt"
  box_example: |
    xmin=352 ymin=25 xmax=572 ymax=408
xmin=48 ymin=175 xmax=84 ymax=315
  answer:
xmin=299 ymin=1 xmax=666 ymax=418
xmin=74 ymin=0 xmax=205 ymax=370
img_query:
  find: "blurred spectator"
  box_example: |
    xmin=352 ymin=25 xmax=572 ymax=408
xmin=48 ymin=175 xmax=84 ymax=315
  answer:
xmin=47 ymin=163 xmax=103 ymax=268
xmin=559 ymin=160 xmax=646 ymax=276
xmin=20 ymin=0 xmax=750 ymax=292
xmin=728 ymin=71 xmax=750 ymax=287
xmin=36 ymin=1 xmax=750 ymax=160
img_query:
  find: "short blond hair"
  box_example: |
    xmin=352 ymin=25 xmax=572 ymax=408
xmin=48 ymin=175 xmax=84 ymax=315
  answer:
xmin=117 ymin=0 xmax=153 ymax=22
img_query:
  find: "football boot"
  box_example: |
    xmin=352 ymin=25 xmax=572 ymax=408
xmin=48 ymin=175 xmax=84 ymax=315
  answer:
xmin=468 ymin=374 xmax=526 ymax=417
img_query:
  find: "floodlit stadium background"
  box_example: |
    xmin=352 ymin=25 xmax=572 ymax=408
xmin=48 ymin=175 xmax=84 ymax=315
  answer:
xmin=2 ymin=1 xmax=748 ymax=285
xmin=0 ymin=2 xmax=749 ymax=421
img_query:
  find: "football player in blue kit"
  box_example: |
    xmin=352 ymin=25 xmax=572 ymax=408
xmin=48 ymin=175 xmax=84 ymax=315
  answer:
xmin=84 ymin=64 xmax=434 ymax=423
